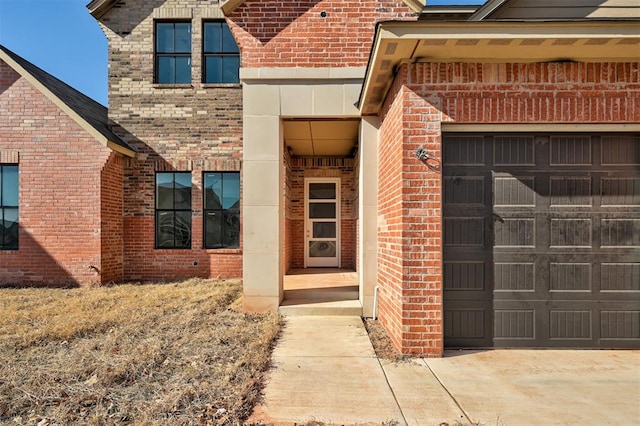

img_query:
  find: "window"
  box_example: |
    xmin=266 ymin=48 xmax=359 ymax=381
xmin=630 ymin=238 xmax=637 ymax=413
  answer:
xmin=156 ymin=172 xmax=191 ymax=248
xmin=203 ymin=21 xmax=240 ymax=84
xmin=155 ymin=22 xmax=191 ymax=84
xmin=0 ymin=165 xmax=18 ymax=250
xmin=203 ymin=172 xmax=240 ymax=248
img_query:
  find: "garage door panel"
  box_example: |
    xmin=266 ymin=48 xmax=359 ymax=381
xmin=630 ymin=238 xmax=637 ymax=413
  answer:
xmin=493 ymin=175 xmax=536 ymax=206
xmin=550 ymin=135 xmax=593 ymax=166
xmin=550 ymin=176 xmax=593 ymax=206
xmin=444 ymin=133 xmax=640 ymax=349
xmin=443 ymin=263 xmax=492 ymax=301
xmin=493 ymin=217 xmax=536 ymax=247
xmin=443 ymin=135 xmax=486 ymax=165
xmin=600 ymin=177 xmax=640 ymax=205
xmin=444 ymin=217 xmax=486 ymax=247
xmin=600 ymin=262 xmax=640 ymax=291
xmin=600 ymin=310 xmax=640 ymax=340
xmin=601 ymin=135 xmax=640 ymax=165
xmin=600 ymin=218 xmax=640 ymax=246
xmin=494 ymin=309 xmax=536 ymax=341
xmin=494 ymin=135 xmax=536 ymax=166
xmin=444 ymin=301 xmax=493 ymax=348
xmin=444 ymin=176 xmax=486 ymax=205
xmin=549 ymin=217 xmax=593 ymax=247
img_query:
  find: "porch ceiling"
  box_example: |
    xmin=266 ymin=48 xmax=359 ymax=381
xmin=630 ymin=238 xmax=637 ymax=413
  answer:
xmin=359 ymin=20 xmax=640 ymax=115
xmin=283 ymin=119 xmax=359 ymax=157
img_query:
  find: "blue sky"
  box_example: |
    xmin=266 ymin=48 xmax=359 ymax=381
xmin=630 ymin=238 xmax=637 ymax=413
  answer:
xmin=0 ymin=0 xmax=109 ymax=105
xmin=0 ymin=0 xmax=484 ymax=107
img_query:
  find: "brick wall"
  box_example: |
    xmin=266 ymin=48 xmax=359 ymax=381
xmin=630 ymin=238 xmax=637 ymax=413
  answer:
xmin=228 ymin=0 xmax=415 ymax=68
xmin=377 ymin=61 xmax=640 ymax=355
xmin=0 ymin=62 xmax=120 ymax=286
xmin=377 ymin=74 xmax=407 ymax=352
xmin=406 ymin=62 xmax=640 ymax=123
xmin=98 ymin=0 xmax=243 ymax=281
xmin=100 ymin=153 xmax=125 ymax=283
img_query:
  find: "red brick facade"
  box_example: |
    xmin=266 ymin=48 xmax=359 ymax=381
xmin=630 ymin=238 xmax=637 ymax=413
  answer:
xmin=377 ymin=61 xmax=640 ymax=355
xmin=228 ymin=0 xmax=414 ymax=67
xmin=0 ymin=62 xmax=122 ymax=286
xmin=4 ymin=1 xmax=638 ymax=356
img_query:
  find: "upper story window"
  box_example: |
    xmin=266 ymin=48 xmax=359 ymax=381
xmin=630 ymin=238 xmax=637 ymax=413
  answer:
xmin=156 ymin=172 xmax=192 ymax=249
xmin=203 ymin=21 xmax=240 ymax=84
xmin=0 ymin=165 xmax=18 ymax=250
xmin=155 ymin=22 xmax=192 ymax=84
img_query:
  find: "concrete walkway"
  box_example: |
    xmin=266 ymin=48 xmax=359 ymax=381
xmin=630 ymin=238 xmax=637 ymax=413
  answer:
xmin=250 ymin=316 xmax=640 ymax=425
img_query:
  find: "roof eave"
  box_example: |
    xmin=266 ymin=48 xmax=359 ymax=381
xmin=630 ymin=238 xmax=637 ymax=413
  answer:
xmin=468 ymin=0 xmax=509 ymax=21
xmin=107 ymin=141 xmax=136 ymax=157
xmin=220 ymin=0 xmax=246 ymax=15
xmin=359 ymin=20 xmax=640 ymax=116
xmin=87 ymin=0 xmax=119 ymax=19
xmin=403 ymin=0 xmax=425 ymax=14
xmin=0 ymin=47 xmax=135 ymax=157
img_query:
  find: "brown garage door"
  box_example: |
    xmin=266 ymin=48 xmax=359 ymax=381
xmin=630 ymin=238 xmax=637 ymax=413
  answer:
xmin=443 ymin=134 xmax=640 ymax=348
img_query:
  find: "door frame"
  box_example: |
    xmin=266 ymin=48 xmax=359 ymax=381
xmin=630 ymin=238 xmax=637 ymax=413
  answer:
xmin=304 ymin=177 xmax=341 ymax=268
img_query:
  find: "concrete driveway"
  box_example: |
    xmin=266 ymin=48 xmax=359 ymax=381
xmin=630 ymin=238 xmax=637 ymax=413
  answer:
xmin=387 ymin=350 xmax=640 ymax=425
xmin=252 ymin=316 xmax=640 ymax=425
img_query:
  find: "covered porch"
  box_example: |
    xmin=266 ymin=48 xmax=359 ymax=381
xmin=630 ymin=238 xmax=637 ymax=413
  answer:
xmin=280 ymin=268 xmax=360 ymax=315
xmin=240 ymin=67 xmax=379 ymax=316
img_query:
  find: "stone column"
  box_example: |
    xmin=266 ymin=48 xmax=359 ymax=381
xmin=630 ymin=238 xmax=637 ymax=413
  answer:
xmin=242 ymin=82 xmax=284 ymax=312
xmin=359 ymin=116 xmax=380 ymax=317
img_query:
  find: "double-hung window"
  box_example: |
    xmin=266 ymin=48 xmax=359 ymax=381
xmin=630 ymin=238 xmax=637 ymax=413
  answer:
xmin=203 ymin=172 xmax=240 ymax=248
xmin=155 ymin=22 xmax=192 ymax=84
xmin=203 ymin=21 xmax=240 ymax=84
xmin=156 ymin=172 xmax=192 ymax=249
xmin=0 ymin=165 xmax=18 ymax=250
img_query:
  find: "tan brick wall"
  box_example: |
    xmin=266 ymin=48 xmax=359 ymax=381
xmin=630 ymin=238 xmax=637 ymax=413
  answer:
xmin=377 ymin=61 xmax=640 ymax=356
xmin=0 ymin=62 xmax=119 ymax=286
xmin=98 ymin=0 xmax=243 ymax=281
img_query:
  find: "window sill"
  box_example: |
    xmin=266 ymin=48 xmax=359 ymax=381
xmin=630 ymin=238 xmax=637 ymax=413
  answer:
xmin=152 ymin=84 xmax=194 ymax=89
xmin=154 ymin=247 xmax=193 ymax=250
xmin=201 ymin=83 xmax=241 ymax=89
xmin=204 ymin=248 xmax=242 ymax=254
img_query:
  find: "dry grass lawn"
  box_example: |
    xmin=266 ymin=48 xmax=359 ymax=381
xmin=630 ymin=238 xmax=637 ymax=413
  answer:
xmin=0 ymin=278 xmax=281 ymax=425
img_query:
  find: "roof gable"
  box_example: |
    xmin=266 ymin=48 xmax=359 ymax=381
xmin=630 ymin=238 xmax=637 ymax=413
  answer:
xmin=88 ymin=0 xmax=424 ymax=16
xmin=87 ymin=0 xmax=121 ymax=19
xmin=0 ymin=45 xmax=134 ymax=157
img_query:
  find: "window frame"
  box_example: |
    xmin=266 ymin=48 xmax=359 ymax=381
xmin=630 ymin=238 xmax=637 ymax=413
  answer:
xmin=203 ymin=171 xmax=240 ymax=249
xmin=154 ymin=20 xmax=192 ymax=84
xmin=0 ymin=164 xmax=18 ymax=251
xmin=155 ymin=171 xmax=192 ymax=249
xmin=202 ymin=20 xmax=240 ymax=84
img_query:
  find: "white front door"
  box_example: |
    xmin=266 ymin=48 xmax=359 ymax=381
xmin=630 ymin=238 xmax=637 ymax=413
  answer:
xmin=305 ymin=178 xmax=340 ymax=268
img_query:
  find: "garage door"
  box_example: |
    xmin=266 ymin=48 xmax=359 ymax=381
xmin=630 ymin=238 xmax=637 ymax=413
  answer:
xmin=443 ymin=134 xmax=640 ymax=348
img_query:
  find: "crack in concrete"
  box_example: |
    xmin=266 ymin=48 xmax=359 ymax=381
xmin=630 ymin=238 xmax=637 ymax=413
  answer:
xmin=421 ymin=359 xmax=474 ymax=425
xmin=377 ymin=358 xmax=410 ymax=426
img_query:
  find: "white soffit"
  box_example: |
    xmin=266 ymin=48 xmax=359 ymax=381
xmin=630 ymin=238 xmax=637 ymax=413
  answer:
xmin=360 ymin=20 xmax=640 ymax=115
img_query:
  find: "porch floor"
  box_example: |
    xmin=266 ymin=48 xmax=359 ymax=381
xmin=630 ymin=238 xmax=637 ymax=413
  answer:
xmin=281 ymin=268 xmax=361 ymax=316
